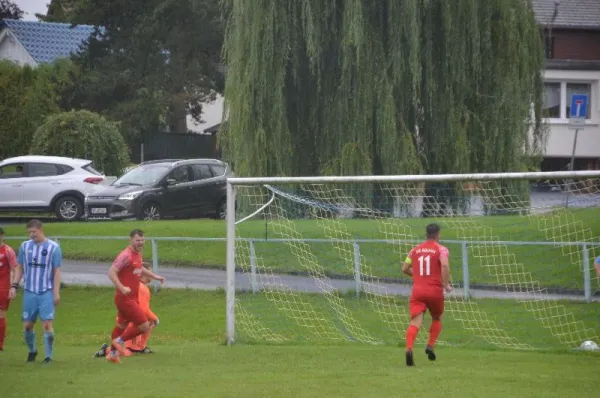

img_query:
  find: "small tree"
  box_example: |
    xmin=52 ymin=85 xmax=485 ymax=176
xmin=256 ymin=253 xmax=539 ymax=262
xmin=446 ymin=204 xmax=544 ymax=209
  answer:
xmin=31 ymin=110 xmax=130 ymax=176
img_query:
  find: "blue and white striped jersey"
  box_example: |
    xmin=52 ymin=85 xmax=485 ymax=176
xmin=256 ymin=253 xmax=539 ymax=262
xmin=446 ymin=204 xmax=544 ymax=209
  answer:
xmin=17 ymin=239 xmax=62 ymax=294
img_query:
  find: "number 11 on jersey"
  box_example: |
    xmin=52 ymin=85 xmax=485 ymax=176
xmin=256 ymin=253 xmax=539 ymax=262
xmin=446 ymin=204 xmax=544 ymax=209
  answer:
xmin=418 ymin=255 xmax=431 ymax=276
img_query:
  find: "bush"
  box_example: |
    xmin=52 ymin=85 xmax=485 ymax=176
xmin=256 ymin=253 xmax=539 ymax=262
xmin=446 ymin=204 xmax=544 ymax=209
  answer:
xmin=30 ymin=110 xmax=130 ymax=176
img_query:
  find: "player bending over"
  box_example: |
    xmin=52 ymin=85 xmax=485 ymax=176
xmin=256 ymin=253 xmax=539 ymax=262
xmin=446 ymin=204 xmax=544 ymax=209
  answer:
xmin=106 ymin=229 xmax=164 ymax=363
xmin=0 ymin=227 xmax=18 ymax=351
xmin=402 ymin=223 xmax=452 ymax=367
xmin=94 ymin=262 xmax=159 ymax=357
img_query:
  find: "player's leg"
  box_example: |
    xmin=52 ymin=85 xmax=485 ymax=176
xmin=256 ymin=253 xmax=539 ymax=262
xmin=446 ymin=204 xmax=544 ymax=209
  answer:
xmin=405 ymin=296 xmax=426 ymax=367
xmin=0 ymin=293 xmax=10 ymax=351
xmin=111 ymin=302 xmax=151 ymax=356
xmin=22 ymin=291 xmax=39 ymax=362
xmin=39 ymin=290 xmax=56 ymax=364
xmin=106 ymin=312 xmax=128 ymax=363
xmin=425 ymin=297 xmax=445 ymax=361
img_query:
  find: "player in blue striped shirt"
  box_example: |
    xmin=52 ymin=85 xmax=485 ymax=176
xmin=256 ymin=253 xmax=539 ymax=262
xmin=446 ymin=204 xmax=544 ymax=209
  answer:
xmin=9 ymin=219 xmax=62 ymax=364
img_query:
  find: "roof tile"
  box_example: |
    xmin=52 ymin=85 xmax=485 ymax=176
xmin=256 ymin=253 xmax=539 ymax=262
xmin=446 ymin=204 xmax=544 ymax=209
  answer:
xmin=0 ymin=19 xmax=97 ymax=64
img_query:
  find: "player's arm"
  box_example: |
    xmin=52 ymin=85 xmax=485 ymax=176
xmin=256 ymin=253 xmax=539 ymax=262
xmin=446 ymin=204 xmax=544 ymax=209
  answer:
xmin=594 ymin=257 xmax=600 ymax=277
xmin=108 ymin=253 xmax=132 ymax=295
xmin=402 ymin=255 xmax=413 ymax=277
xmin=9 ymin=245 xmax=24 ymax=299
xmin=440 ymin=246 xmax=452 ymax=292
xmin=141 ymin=267 xmax=165 ymax=285
xmin=52 ymin=246 xmax=62 ymax=305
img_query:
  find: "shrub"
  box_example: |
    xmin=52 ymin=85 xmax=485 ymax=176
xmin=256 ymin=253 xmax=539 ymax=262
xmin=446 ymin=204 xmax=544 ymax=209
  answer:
xmin=30 ymin=110 xmax=130 ymax=176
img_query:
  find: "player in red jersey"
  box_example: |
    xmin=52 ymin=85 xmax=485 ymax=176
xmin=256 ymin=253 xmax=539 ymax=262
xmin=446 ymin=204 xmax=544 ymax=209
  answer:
xmin=105 ymin=229 xmax=164 ymax=363
xmin=402 ymin=223 xmax=452 ymax=366
xmin=0 ymin=227 xmax=18 ymax=351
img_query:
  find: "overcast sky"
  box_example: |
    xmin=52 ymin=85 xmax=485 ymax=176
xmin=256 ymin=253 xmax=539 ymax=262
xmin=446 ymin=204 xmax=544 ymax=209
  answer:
xmin=15 ymin=0 xmax=49 ymax=21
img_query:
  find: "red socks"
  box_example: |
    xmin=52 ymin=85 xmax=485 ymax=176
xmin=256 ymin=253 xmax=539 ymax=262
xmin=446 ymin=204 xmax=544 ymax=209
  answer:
xmin=405 ymin=325 xmax=419 ymax=351
xmin=110 ymin=325 xmax=123 ymax=351
xmin=0 ymin=318 xmax=6 ymax=349
xmin=428 ymin=320 xmax=442 ymax=348
xmin=119 ymin=325 xmax=144 ymax=343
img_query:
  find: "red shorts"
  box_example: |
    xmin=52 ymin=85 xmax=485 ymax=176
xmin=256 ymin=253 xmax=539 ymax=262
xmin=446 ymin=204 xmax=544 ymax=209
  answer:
xmin=115 ymin=297 xmax=147 ymax=326
xmin=409 ymin=293 xmax=444 ymax=318
xmin=0 ymin=290 xmax=9 ymax=312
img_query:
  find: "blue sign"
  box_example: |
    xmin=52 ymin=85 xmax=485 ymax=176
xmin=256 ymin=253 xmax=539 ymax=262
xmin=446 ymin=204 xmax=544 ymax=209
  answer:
xmin=570 ymin=94 xmax=588 ymax=119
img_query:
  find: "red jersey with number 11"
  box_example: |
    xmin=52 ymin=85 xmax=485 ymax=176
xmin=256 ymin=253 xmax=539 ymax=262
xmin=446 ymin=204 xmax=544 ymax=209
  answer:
xmin=112 ymin=246 xmax=143 ymax=299
xmin=406 ymin=240 xmax=449 ymax=295
xmin=0 ymin=244 xmax=17 ymax=291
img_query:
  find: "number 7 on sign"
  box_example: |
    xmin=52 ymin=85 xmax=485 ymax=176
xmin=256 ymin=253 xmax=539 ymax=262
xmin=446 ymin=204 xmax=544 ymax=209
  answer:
xmin=418 ymin=255 xmax=431 ymax=276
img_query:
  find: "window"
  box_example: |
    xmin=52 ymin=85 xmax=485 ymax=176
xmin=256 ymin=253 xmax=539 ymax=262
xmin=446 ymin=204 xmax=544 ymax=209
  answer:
xmin=566 ymin=83 xmax=592 ymax=119
xmin=168 ymin=166 xmax=191 ymax=184
xmin=115 ymin=164 xmax=170 ymax=186
xmin=191 ymin=164 xmax=214 ymax=181
xmin=543 ymin=83 xmax=561 ymax=118
xmin=82 ymin=163 xmax=102 ymax=176
xmin=28 ymin=163 xmax=71 ymax=177
xmin=0 ymin=163 xmax=24 ymax=179
xmin=543 ymin=81 xmax=593 ymax=120
xmin=210 ymin=164 xmax=226 ymax=177
xmin=544 ymin=35 xmax=554 ymax=59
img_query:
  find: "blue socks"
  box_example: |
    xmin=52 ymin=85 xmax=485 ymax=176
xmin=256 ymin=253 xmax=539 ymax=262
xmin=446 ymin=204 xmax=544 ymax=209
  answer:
xmin=44 ymin=332 xmax=54 ymax=359
xmin=24 ymin=329 xmax=36 ymax=353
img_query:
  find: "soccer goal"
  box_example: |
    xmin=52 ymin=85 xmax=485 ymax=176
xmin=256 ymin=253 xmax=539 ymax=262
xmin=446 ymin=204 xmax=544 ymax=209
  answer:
xmin=225 ymin=171 xmax=600 ymax=350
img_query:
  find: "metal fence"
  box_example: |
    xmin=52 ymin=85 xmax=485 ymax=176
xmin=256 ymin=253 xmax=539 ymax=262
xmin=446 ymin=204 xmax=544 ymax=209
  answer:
xmin=5 ymin=235 xmax=598 ymax=302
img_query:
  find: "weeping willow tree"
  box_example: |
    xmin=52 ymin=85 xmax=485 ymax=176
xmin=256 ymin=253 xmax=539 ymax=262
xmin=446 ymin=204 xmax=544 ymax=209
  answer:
xmin=219 ymin=0 xmax=546 ymax=214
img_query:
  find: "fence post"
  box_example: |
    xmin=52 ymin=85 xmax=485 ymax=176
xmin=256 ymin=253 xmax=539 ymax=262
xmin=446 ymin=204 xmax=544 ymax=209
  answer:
xmin=353 ymin=242 xmax=362 ymax=297
xmin=461 ymin=242 xmax=470 ymax=299
xmin=582 ymin=243 xmax=591 ymax=303
xmin=249 ymin=240 xmax=258 ymax=294
xmin=151 ymin=239 xmax=159 ymax=293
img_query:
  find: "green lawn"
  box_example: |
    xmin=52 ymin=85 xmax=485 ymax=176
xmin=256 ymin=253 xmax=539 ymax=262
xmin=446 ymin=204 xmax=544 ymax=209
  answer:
xmin=1 ymin=207 xmax=599 ymax=291
xmin=0 ymin=287 xmax=598 ymax=397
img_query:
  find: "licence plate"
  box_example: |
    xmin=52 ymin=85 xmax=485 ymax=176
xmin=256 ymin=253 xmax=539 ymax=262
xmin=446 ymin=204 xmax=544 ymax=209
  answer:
xmin=90 ymin=208 xmax=107 ymax=214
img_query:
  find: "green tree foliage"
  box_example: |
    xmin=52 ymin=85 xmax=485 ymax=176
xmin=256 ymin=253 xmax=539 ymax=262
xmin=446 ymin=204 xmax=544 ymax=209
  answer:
xmin=30 ymin=110 xmax=129 ymax=176
xmin=0 ymin=60 xmax=73 ymax=159
xmin=51 ymin=0 xmax=224 ymax=139
xmin=0 ymin=0 xmax=23 ymax=19
xmin=220 ymin=0 xmax=547 ymax=214
xmin=36 ymin=0 xmax=76 ymax=22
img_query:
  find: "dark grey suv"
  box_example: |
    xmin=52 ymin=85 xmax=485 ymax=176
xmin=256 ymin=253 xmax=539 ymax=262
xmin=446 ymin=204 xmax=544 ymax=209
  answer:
xmin=85 ymin=159 xmax=232 ymax=220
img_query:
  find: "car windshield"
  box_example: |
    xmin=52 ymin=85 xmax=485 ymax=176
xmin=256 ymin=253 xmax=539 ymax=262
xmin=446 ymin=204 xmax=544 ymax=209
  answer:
xmin=113 ymin=164 xmax=171 ymax=186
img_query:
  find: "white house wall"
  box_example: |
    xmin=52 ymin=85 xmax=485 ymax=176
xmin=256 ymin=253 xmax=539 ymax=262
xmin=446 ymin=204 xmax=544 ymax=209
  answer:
xmin=543 ymin=69 xmax=600 ymax=158
xmin=187 ymin=95 xmax=224 ymax=134
xmin=0 ymin=30 xmax=37 ymax=67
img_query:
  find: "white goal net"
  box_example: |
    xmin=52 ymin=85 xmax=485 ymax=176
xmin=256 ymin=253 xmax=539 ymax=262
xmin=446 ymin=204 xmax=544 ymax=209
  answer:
xmin=225 ymin=171 xmax=600 ymax=350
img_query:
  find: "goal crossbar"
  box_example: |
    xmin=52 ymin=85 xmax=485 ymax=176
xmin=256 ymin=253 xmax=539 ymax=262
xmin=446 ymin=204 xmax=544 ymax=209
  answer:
xmin=227 ymin=170 xmax=600 ymax=186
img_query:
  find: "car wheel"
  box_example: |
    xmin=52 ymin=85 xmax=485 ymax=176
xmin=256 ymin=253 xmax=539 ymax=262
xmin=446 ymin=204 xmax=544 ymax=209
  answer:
xmin=55 ymin=196 xmax=84 ymax=221
xmin=216 ymin=199 xmax=226 ymax=220
xmin=139 ymin=202 xmax=162 ymax=221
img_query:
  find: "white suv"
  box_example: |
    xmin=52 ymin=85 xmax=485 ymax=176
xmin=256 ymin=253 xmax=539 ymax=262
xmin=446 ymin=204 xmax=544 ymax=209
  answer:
xmin=0 ymin=155 xmax=107 ymax=221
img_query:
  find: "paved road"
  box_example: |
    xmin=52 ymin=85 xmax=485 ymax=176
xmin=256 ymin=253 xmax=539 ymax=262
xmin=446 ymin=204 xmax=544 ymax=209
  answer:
xmin=61 ymin=260 xmax=597 ymax=302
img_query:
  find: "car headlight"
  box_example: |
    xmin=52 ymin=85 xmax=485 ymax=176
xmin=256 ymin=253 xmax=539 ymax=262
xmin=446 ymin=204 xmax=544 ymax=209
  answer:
xmin=118 ymin=191 xmax=143 ymax=200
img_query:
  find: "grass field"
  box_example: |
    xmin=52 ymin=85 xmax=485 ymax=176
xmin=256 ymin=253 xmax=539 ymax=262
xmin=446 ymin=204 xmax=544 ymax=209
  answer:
xmin=0 ymin=287 xmax=598 ymax=397
xmin=1 ymin=207 xmax=599 ymax=291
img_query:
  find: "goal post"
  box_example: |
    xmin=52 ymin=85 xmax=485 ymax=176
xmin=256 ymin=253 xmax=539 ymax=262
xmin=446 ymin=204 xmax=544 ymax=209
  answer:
xmin=225 ymin=170 xmax=600 ymax=349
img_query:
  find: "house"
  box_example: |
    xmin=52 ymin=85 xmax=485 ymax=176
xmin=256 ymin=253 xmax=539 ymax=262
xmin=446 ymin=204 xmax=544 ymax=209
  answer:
xmin=0 ymin=19 xmax=95 ymax=66
xmin=532 ymin=0 xmax=600 ymax=171
xmin=0 ymin=18 xmax=224 ymax=134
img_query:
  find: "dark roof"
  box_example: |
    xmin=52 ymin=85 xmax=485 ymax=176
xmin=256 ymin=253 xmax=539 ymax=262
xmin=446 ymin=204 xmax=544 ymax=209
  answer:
xmin=204 ymin=122 xmax=222 ymax=134
xmin=532 ymin=0 xmax=600 ymax=29
xmin=0 ymin=19 xmax=96 ymax=64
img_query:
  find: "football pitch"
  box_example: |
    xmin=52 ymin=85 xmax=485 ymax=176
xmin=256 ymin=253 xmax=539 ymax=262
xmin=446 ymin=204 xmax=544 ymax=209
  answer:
xmin=2 ymin=207 xmax=599 ymax=291
xmin=0 ymin=287 xmax=598 ymax=398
